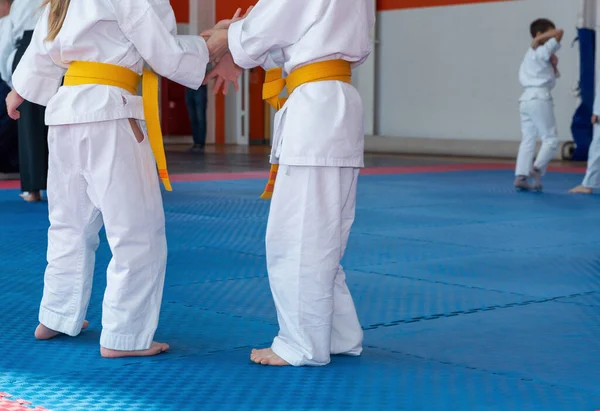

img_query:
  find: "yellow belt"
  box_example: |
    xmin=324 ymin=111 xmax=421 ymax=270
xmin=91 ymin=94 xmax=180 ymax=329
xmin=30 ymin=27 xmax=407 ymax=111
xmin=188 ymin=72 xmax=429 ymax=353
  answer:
xmin=260 ymin=59 xmax=352 ymax=200
xmin=64 ymin=61 xmax=172 ymax=191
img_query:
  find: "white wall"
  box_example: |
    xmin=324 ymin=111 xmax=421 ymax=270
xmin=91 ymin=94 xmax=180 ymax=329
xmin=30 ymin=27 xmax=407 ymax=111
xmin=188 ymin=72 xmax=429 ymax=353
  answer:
xmin=189 ymin=0 xmax=216 ymax=144
xmin=376 ymin=0 xmax=580 ymax=148
xmin=353 ymin=23 xmax=377 ymax=136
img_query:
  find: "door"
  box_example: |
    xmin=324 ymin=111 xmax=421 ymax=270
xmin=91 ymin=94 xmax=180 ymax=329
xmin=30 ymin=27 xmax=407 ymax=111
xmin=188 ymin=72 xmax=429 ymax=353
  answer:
xmin=248 ymin=67 xmax=266 ymax=144
xmin=160 ymin=78 xmax=192 ymax=136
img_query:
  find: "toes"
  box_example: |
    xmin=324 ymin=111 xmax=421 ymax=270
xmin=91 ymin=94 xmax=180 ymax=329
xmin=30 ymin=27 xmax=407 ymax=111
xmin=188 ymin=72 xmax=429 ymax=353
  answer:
xmin=250 ymin=353 xmax=266 ymax=364
xmin=34 ymin=324 xmax=59 ymax=340
xmin=250 ymin=348 xmax=265 ymax=360
xmin=150 ymin=342 xmax=169 ymax=355
xmin=101 ymin=342 xmax=170 ymax=358
xmin=35 ymin=321 xmax=89 ymax=340
xmin=251 ymin=348 xmax=283 ymax=365
xmin=149 ymin=347 xmax=163 ymax=356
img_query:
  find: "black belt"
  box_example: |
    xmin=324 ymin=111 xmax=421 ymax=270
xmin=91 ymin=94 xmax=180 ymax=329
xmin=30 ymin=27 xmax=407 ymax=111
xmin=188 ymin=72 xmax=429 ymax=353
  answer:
xmin=12 ymin=30 xmax=34 ymax=74
xmin=15 ymin=30 xmax=34 ymax=50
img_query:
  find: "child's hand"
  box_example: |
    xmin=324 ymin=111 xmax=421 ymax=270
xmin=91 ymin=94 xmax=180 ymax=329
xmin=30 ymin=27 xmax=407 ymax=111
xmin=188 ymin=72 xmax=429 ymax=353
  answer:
xmin=204 ymin=29 xmax=230 ymax=64
xmin=202 ymin=6 xmax=253 ymax=62
xmin=550 ymin=54 xmax=560 ymax=76
xmin=203 ymin=53 xmax=243 ymax=95
xmin=592 ymin=115 xmax=598 ymax=124
xmin=212 ymin=6 xmax=253 ymax=31
xmin=6 ymin=89 xmax=24 ymax=120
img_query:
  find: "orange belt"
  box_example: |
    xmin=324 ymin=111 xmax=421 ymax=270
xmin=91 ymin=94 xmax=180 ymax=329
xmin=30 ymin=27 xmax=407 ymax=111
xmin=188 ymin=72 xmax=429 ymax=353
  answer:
xmin=259 ymin=59 xmax=352 ymax=200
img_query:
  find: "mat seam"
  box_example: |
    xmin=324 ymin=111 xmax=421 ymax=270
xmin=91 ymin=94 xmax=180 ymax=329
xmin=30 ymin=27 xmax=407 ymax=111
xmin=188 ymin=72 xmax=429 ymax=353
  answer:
xmin=363 ymin=344 xmax=600 ymax=396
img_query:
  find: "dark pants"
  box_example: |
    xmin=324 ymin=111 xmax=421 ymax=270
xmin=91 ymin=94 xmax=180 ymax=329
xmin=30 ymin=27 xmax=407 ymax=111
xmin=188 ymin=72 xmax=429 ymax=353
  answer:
xmin=185 ymin=86 xmax=207 ymax=147
xmin=0 ymin=80 xmax=18 ymax=173
xmin=13 ymin=31 xmax=49 ymax=191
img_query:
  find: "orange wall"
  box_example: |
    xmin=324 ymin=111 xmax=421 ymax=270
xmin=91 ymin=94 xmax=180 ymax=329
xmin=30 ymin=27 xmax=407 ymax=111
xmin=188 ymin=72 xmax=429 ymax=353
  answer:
xmin=216 ymin=0 xmax=258 ymax=22
xmin=177 ymin=0 xmax=512 ymax=20
xmin=378 ymin=0 xmax=514 ymax=11
xmin=171 ymin=0 xmax=189 ymax=23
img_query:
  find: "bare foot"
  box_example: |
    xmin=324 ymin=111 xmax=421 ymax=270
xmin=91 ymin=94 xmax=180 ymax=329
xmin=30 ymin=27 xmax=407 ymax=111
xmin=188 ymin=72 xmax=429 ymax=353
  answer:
xmin=514 ymin=176 xmax=532 ymax=191
xmin=19 ymin=191 xmax=42 ymax=202
xmin=250 ymin=348 xmax=290 ymax=366
xmin=100 ymin=342 xmax=170 ymax=358
xmin=35 ymin=321 xmax=89 ymax=340
xmin=569 ymin=185 xmax=593 ymax=194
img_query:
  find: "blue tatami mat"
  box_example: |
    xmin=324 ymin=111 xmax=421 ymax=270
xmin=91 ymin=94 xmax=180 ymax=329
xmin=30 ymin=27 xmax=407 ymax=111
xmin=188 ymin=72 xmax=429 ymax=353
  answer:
xmin=0 ymin=169 xmax=599 ymax=410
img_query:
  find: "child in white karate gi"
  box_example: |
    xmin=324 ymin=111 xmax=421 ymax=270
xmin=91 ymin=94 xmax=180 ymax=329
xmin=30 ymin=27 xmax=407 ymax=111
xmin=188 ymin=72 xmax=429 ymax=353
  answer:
xmin=0 ymin=0 xmax=48 ymax=202
xmin=569 ymin=75 xmax=600 ymax=194
xmin=515 ymin=19 xmax=563 ymax=191
xmin=6 ymin=0 xmax=215 ymax=358
xmin=205 ymin=0 xmax=376 ymax=367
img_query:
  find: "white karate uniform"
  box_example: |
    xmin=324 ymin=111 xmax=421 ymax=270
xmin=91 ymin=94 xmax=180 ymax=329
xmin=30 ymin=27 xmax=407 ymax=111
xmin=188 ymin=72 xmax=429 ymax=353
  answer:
xmin=0 ymin=18 xmax=7 ymax=80
xmin=0 ymin=0 xmax=44 ymax=87
xmin=11 ymin=0 xmax=209 ymax=351
xmin=228 ymin=0 xmax=375 ymax=366
xmin=581 ymin=77 xmax=600 ymax=189
xmin=516 ymin=38 xmax=561 ymax=177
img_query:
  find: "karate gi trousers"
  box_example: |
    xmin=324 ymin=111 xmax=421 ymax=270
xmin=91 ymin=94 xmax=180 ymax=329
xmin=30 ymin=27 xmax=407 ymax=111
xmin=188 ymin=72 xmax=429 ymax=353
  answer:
xmin=516 ymin=99 xmax=559 ymax=176
xmin=266 ymin=165 xmax=363 ymax=366
xmin=581 ymin=124 xmax=600 ymax=189
xmin=39 ymin=118 xmax=167 ymax=351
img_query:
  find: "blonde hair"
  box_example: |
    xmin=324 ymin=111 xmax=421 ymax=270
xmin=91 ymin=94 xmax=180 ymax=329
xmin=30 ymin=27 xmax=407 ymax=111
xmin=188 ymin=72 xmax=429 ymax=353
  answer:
xmin=42 ymin=0 xmax=70 ymax=41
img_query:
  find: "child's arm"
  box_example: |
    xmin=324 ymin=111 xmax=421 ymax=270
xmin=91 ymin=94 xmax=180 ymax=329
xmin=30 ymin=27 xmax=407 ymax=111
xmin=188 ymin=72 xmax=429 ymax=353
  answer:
xmin=225 ymin=0 xmax=329 ymax=70
xmin=550 ymin=54 xmax=560 ymax=77
xmin=532 ymin=29 xmax=564 ymax=49
xmin=11 ymin=6 xmax=67 ymax=107
xmin=262 ymin=51 xmax=284 ymax=71
xmin=532 ymin=29 xmax=564 ymax=62
xmin=112 ymin=0 xmax=210 ymax=90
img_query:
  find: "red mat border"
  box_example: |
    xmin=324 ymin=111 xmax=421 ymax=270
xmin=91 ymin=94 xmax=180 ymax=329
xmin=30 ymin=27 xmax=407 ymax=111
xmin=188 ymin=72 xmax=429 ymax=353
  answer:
xmin=0 ymin=163 xmax=586 ymax=190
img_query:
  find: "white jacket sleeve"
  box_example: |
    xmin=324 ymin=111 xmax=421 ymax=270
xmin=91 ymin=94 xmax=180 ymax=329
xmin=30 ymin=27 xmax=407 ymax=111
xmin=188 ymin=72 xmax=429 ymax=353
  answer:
xmin=112 ymin=0 xmax=209 ymax=89
xmin=534 ymin=38 xmax=561 ymax=62
xmin=228 ymin=0 xmax=328 ymax=69
xmin=11 ymin=7 xmax=65 ymax=106
xmin=0 ymin=18 xmax=16 ymax=86
xmin=262 ymin=51 xmax=284 ymax=71
xmin=593 ymin=75 xmax=600 ymax=116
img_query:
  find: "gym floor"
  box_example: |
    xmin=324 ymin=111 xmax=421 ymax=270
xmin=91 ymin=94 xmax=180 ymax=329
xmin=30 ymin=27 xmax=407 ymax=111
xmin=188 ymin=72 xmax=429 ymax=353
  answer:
xmin=0 ymin=147 xmax=598 ymax=411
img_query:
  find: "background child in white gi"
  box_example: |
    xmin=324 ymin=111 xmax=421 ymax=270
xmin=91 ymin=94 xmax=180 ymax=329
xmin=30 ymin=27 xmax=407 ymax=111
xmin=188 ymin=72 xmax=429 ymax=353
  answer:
xmin=204 ymin=0 xmax=376 ymax=367
xmin=6 ymin=0 xmax=213 ymax=358
xmin=0 ymin=0 xmax=48 ymax=203
xmin=569 ymin=75 xmax=600 ymax=194
xmin=515 ymin=19 xmax=563 ymax=191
